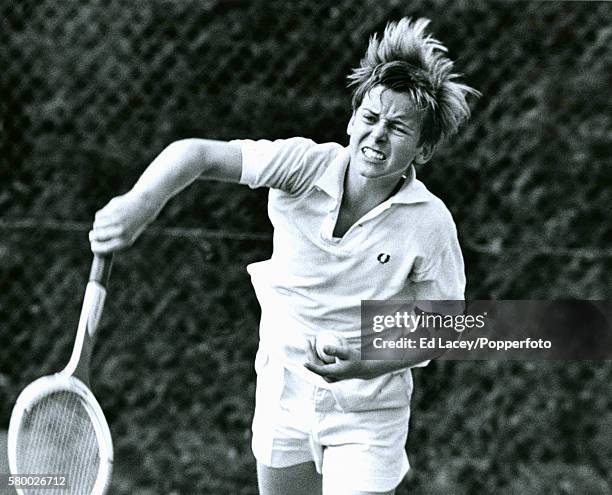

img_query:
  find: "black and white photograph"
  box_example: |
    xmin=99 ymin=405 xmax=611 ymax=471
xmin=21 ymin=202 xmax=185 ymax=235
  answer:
xmin=1 ymin=1 xmax=611 ymax=494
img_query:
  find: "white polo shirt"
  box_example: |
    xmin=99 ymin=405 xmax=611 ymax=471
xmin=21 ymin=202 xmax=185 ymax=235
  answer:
xmin=235 ymin=137 xmax=465 ymax=410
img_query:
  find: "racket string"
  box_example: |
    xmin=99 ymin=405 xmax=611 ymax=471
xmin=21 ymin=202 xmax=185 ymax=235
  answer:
xmin=15 ymin=391 xmax=101 ymax=495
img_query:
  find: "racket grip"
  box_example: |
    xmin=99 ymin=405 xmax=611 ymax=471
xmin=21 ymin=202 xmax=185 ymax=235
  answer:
xmin=90 ymin=253 xmax=114 ymax=288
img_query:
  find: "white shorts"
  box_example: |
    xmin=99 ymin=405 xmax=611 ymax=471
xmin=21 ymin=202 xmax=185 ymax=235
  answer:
xmin=251 ymin=351 xmax=412 ymax=493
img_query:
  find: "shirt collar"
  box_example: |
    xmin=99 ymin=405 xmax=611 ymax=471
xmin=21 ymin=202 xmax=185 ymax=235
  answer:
xmin=313 ymin=147 xmax=348 ymax=200
xmin=390 ymin=163 xmax=435 ymax=205
xmin=314 ymin=146 xmax=434 ymax=205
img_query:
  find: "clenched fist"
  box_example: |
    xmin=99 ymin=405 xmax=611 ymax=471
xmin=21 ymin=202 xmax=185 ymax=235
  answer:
xmin=89 ymin=191 xmax=162 ymax=254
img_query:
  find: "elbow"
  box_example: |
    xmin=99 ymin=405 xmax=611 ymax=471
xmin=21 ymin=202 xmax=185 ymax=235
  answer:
xmin=163 ymin=138 xmax=241 ymax=182
xmin=166 ymin=138 xmax=202 ymax=157
xmin=165 ymin=138 xmax=215 ymax=176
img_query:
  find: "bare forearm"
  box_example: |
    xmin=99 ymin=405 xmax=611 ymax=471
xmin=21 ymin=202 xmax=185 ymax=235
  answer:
xmin=364 ymin=349 xmax=441 ymax=375
xmin=90 ymin=138 xmax=241 ymax=253
xmin=131 ymin=139 xmax=229 ymax=209
xmin=304 ymin=334 xmax=445 ymax=382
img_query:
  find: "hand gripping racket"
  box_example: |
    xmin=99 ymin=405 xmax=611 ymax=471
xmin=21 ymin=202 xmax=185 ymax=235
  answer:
xmin=8 ymin=254 xmax=114 ymax=495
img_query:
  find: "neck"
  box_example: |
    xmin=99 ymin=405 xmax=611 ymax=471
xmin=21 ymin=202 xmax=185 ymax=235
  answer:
xmin=343 ymin=166 xmax=407 ymax=210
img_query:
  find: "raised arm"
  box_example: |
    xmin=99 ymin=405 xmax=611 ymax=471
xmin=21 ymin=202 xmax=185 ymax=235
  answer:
xmin=89 ymin=139 xmax=242 ymax=254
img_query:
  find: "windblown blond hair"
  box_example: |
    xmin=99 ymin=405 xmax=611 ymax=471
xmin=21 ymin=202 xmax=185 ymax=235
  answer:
xmin=348 ymin=17 xmax=480 ymax=148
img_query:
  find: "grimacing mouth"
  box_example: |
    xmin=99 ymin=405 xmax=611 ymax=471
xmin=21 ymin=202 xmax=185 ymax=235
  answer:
xmin=361 ymin=146 xmax=386 ymax=161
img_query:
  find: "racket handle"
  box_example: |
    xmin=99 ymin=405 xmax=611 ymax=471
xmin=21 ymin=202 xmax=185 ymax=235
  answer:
xmin=65 ymin=254 xmax=114 ymax=383
xmin=90 ymin=253 xmax=114 ymax=288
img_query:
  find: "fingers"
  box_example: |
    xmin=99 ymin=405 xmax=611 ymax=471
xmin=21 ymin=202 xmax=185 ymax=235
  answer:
xmin=303 ymin=355 xmax=347 ymax=383
xmin=90 ymin=237 xmax=126 ymax=255
xmin=306 ymin=339 xmax=321 ymax=363
xmin=323 ymin=345 xmax=351 ymax=360
xmin=305 ymin=339 xmax=338 ymax=382
xmin=89 ymin=225 xmax=124 ymax=242
xmin=90 ymin=193 xmax=146 ymax=254
xmin=303 ymin=361 xmax=340 ymax=383
xmin=89 ymin=223 xmax=134 ymax=254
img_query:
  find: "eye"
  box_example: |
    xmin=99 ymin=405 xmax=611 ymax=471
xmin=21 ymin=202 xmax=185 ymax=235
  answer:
xmin=391 ymin=124 xmax=411 ymax=136
xmin=362 ymin=112 xmax=376 ymax=123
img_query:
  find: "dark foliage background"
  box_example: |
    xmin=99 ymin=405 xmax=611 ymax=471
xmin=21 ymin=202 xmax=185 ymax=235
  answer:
xmin=1 ymin=0 xmax=611 ymax=493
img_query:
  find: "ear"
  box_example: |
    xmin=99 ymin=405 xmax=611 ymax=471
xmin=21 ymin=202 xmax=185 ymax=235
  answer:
xmin=414 ymin=143 xmax=435 ymax=165
xmin=346 ymin=112 xmax=356 ymax=136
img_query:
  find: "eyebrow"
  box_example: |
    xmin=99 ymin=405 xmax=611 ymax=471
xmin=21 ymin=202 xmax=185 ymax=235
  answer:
xmin=362 ymin=107 xmax=417 ymax=130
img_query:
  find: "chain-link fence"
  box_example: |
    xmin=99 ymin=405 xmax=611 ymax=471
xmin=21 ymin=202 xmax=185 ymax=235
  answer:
xmin=2 ymin=0 xmax=612 ymax=493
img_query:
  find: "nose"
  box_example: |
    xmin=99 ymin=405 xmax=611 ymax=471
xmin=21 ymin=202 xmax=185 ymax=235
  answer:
xmin=371 ymin=121 xmax=388 ymax=142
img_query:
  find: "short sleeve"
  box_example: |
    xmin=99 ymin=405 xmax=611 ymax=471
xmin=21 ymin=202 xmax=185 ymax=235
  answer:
xmin=408 ymin=213 xmax=466 ymax=316
xmin=406 ymin=219 xmax=465 ymax=368
xmin=231 ymin=137 xmax=318 ymax=194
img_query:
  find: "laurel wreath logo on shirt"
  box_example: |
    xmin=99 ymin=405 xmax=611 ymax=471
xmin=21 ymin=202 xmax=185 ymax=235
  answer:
xmin=377 ymin=253 xmax=391 ymax=264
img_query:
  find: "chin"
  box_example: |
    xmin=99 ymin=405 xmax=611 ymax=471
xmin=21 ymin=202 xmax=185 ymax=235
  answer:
xmin=358 ymin=169 xmax=380 ymax=179
xmin=357 ymin=161 xmax=388 ymax=179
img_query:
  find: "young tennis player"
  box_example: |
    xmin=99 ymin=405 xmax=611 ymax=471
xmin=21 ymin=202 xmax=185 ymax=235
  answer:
xmin=90 ymin=17 xmax=479 ymax=495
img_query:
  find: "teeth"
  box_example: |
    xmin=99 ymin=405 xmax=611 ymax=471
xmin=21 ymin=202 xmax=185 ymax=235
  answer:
xmin=362 ymin=147 xmax=385 ymax=161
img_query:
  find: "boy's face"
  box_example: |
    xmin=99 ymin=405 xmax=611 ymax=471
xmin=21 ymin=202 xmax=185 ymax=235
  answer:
xmin=347 ymin=85 xmax=433 ymax=181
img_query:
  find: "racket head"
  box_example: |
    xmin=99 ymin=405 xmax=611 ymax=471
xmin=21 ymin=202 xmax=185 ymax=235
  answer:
xmin=7 ymin=373 xmax=113 ymax=495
